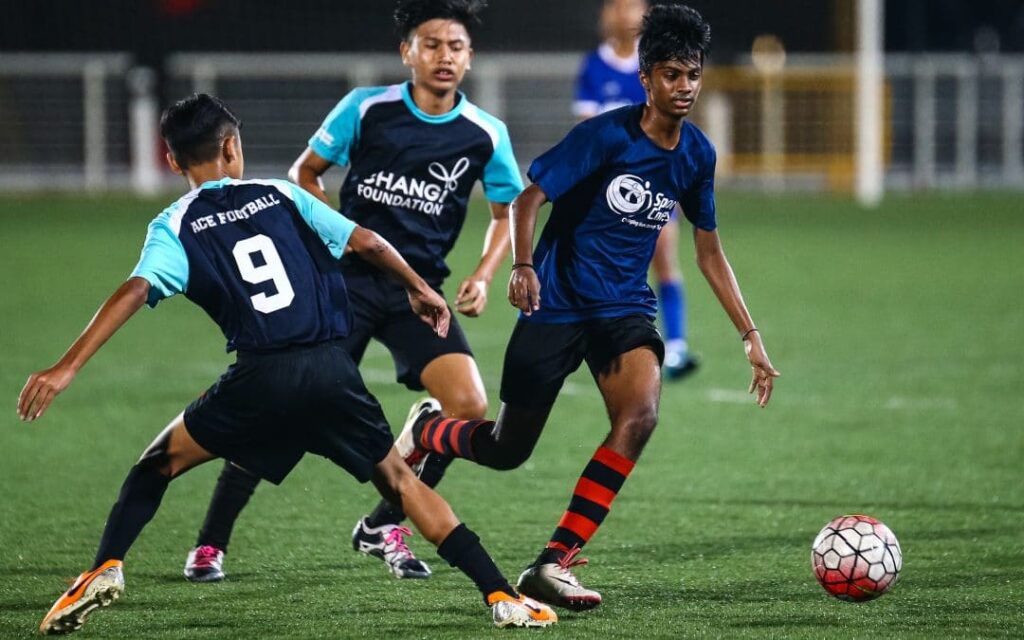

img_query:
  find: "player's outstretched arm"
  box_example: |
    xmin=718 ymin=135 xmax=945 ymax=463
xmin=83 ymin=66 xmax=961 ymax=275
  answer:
xmin=347 ymin=226 xmax=450 ymax=338
xmin=455 ymin=202 xmax=511 ymax=318
xmin=507 ymin=184 xmax=548 ymax=315
xmin=693 ymin=228 xmax=780 ymax=407
xmin=17 ymin=277 xmax=150 ymax=421
xmin=288 ymin=148 xmax=335 ymax=207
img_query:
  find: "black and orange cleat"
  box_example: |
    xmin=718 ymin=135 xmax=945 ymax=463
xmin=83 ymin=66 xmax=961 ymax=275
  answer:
xmin=39 ymin=559 xmax=124 ymax=635
xmin=487 ymin=590 xmax=558 ymax=628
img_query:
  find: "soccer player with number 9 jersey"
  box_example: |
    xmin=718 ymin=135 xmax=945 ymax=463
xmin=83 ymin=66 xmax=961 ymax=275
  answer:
xmin=20 ymin=94 xmax=555 ymax=634
xmin=183 ymin=0 xmax=523 ymax=583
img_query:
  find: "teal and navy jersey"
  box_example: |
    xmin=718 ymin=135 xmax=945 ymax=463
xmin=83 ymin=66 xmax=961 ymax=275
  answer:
xmin=309 ymin=81 xmax=523 ymax=285
xmin=130 ymin=178 xmax=357 ymax=352
xmin=526 ymin=104 xmax=717 ymax=323
xmin=573 ymin=43 xmax=647 ymax=118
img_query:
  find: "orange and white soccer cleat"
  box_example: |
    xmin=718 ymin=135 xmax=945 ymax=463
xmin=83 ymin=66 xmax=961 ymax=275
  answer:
xmin=39 ymin=559 xmax=124 ymax=635
xmin=487 ymin=591 xmax=559 ymax=628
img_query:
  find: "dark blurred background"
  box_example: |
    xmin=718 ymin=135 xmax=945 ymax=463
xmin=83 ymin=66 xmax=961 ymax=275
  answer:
xmin=3 ymin=0 xmax=1023 ymax=193
xmin=4 ymin=0 xmax=1024 ymax=64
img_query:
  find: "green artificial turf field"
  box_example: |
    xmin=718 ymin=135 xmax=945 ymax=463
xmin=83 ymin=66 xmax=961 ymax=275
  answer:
xmin=0 ymin=192 xmax=1021 ymax=638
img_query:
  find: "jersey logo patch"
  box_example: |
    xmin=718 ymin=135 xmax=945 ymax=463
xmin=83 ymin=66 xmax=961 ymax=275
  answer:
xmin=606 ymin=174 xmax=677 ymax=230
xmin=357 ymin=157 xmax=471 ymax=216
xmin=428 ymin=156 xmax=470 ymax=193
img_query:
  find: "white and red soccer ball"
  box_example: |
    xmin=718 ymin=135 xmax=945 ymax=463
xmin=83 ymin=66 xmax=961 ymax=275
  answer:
xmin=811 ymin=515 xmax=902 ymax=602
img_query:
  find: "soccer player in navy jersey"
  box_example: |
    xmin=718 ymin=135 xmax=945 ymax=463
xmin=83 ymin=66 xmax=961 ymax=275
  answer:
xmin=19 ymin=94 xmax=555 ymax=634
xmin=182 ymin=0 xmax=523 ymax=583
xmin=576 ymin=0 xmax=699 ymax=380
xmin=394 ymin=4 xmax=779 ymax=610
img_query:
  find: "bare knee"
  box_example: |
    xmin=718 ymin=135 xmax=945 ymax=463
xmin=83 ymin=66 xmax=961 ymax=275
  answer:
xmin=372 ymin=453 xmax=412 ymax=503
xmin=442 ymin=391 xmax=488 ymax=420
xmin=610 ymin=409 xmax=659 ymax=459
xmin=149 ymin=450 xmax=199 ymax=479
xmin=139 ymin=417 xmax=212 ymax=479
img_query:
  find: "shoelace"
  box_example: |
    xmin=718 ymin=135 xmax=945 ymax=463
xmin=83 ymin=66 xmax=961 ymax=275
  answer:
xmin=555 ymin=546 xmax=589 ymax=586
xmin=383 ymin=526 xmax=415 ymax=560
xmin=193 ymin=545 xmax=222 ymax=568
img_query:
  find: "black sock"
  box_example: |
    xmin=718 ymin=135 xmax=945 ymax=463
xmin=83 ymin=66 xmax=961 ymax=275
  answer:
xmin=365 ymin=454 xmax=454 ymax=528
xmin=467 ymin=425 xmax=505 ymax=467
xmin=93 ymin=464 xmax=170 ymax=570
xmin=364 ymin=500 xmax=405 ymax=529
xmin=195 ymin=461 xmax=260 ymax=551
xmin=534 ymin=547 xmax=566 ymax=566
xmin=436 ymin=524 xmax=515 ymax=602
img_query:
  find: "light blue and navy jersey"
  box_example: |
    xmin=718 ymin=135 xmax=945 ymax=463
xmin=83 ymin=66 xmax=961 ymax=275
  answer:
xmin=130 ymin=178 xmax=357 ymax=352
xmin=573 ymin=43 xmax=647 ymax=118
xmin=309 ymin=81 xmax=523 ymax=285
xmin=526 ymin=104 xmax=717 ymax=323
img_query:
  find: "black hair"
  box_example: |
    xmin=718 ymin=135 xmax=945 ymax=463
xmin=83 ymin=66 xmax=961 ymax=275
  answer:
xmin=638 ymin=3 xmax=711 ymax=75
xmin=393 ymin=0 xmax=486 ymax=40
xmin=159 ymin=93 xmax=241 ymax=169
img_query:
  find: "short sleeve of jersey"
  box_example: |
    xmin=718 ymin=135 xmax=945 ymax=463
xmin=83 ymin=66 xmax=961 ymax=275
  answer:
xmin=276 ymin=180 xmax=357 ymax=259
xmin=308 ymin=87 xmax=381 ymax=166
xmin=678 ymin=144 xmax=717 ymax=231
xmin=482 ymin=120 xmax=524 ymax=204
xmin=130 ymin=218 xmax=189 ymax=308
xmin=527 ymin=117 xmax=615 ymax=202
xmin=572 ymin=55 xmax=601 ymax=118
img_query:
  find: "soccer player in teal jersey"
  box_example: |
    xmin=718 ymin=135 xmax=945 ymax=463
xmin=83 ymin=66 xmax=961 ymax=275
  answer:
xmin=394 ymin=4 xmax=780 ymax=611
xmin=576 ymin=0 xmax=699 ymax=380
xmin=183 ymin=0 xmax=525 ymax=583
xmin=20 ymin=94 xmax=555 ymax=634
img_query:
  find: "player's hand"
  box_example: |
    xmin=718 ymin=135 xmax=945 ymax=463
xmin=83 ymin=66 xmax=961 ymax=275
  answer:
xmin=407 ymin=287 xmax=451 ymax=338
xmin=454 ymin=276 xmax=488 ymax=317
xmin=508 ymin=266 xmax=541 ymax=315
xmin=744 ymin=333 xmax=780 ymax=408
xmin=17 ymin=364 xmax=77 ymax=422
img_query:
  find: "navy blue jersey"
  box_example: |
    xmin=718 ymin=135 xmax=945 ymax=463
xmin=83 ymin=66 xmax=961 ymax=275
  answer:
xmin=573 ymin=43 xmax=647 ymax=118
xmin=309 ymin=82 xmax=523 ymax=285
xmin=526 ymin=105 xmax=717 ymax=323
xmin=130 ymin=178 xmax=357 ymax=352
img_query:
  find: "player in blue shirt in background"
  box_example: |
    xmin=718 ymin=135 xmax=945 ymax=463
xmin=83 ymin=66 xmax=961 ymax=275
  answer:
xmin=20 ymin=94 xmax=556 ymax=634
xmin=182 ymin=0 xmax=524 ymax=584
xmin=395 ymin=4 xmax=779 ymax=611
xmin=576 ymin=0 xmax=698 ymax=380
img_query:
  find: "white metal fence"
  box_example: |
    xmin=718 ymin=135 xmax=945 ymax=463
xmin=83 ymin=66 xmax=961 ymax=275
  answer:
xmin=1 ymin=51 xmax=1023 ymax=193
xmin=0 ymin=53 xmax=133 ymax=190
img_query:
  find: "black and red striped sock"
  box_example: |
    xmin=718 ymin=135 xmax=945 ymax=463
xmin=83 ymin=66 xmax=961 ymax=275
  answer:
xmin=539 ymin=446 xmax=636 ymax=563
xmin=418 ymin=416 xmax=492 ymax=462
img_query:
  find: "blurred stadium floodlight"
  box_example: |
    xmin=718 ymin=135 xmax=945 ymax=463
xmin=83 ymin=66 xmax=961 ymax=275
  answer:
xmin=856 ymin=0 xmax=885 ymax=207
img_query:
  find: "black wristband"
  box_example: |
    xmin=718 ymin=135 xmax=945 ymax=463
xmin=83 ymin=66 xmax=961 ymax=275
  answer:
xmin=741 ymin=328 xmax=759 ymax=341
xmin=511 ymin=263 xmax=535 ymax=271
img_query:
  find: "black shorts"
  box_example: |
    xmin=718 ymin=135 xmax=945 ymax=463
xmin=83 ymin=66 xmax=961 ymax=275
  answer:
xmin=499 ymin=315 xmax=665 ymax=409
xmin=183 ymin=341 xmax=393 ymax=485
xmin=340 ymin=268 xmax=472 ymax=391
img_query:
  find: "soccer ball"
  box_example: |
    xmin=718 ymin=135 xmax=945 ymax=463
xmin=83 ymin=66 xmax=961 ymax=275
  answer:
xmin=811 ymin=515 xmax=902 ymax=602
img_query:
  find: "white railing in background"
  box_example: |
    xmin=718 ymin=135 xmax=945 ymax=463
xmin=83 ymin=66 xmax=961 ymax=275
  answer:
xmin=0 ymin=53 xmax=133 ymax=190
xmin=164 ymin=52 xmax=583 ymax=192
xmin=886 ymin=54 xmax=1024 ymax=189
xmin=1 ymin=51 xmax=1022 ymax=194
